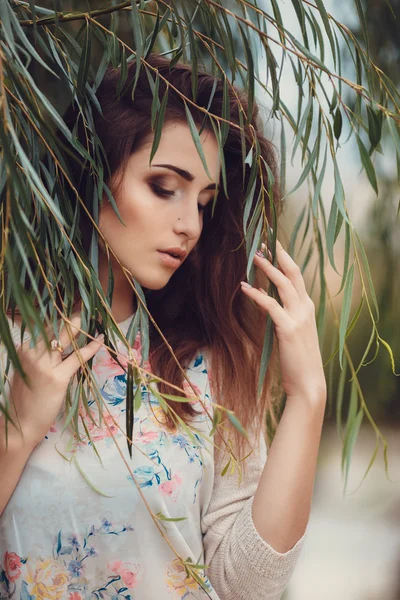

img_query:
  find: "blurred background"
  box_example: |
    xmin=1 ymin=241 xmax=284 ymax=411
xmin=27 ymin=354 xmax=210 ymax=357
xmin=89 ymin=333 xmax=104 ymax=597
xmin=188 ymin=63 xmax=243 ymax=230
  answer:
xmin=21 ymin=0 xmax=400 ymax=597
xmin=275 ymin=1 xmax=400 ymax=597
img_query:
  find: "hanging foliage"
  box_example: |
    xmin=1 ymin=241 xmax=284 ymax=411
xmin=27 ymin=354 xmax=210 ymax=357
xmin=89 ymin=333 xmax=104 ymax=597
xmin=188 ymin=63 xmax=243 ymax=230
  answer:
xmin=0 ymin=0 xmax=399 ymax=585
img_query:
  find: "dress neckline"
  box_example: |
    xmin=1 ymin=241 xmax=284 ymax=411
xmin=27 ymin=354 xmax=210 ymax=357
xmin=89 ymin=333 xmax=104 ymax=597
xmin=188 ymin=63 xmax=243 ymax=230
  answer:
xmin=117 ymin=313 xmax=135 ymax=331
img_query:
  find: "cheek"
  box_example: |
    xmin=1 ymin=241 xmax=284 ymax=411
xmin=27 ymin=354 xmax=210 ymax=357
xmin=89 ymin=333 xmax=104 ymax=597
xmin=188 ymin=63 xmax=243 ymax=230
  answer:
xmin=99 ymin=186 xmax=159 ymax=242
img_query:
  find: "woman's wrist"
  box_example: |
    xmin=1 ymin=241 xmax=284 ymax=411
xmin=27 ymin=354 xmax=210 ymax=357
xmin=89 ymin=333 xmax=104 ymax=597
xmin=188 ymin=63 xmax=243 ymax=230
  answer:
xmin=285 ymin=388 xmax=327 ymax=416
xmin=0 ymin=417 xmax=38 ymax=457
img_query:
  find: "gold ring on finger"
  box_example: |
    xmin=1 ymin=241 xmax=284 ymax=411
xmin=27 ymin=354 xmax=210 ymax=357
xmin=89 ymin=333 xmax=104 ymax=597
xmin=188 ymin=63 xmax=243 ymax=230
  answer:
xmin=51 ymin=339 xmax=64 ymax=354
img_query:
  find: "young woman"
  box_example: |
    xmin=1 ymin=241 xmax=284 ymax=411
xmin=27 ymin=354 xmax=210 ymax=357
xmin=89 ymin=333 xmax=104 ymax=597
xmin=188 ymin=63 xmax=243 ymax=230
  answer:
xmin=0 ymin=54 xmax=326 ymax=599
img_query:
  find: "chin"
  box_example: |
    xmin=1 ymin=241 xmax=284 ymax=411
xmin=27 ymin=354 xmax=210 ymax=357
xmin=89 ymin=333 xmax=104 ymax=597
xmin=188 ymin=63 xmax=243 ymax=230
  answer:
xmin=133 ymin=271 xmax=174 ymax=291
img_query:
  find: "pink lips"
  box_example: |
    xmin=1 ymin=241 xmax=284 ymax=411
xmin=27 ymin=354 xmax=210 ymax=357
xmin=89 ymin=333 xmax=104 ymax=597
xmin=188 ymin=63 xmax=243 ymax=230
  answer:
xmin=157 ymin=251 xmax=181 ymax=268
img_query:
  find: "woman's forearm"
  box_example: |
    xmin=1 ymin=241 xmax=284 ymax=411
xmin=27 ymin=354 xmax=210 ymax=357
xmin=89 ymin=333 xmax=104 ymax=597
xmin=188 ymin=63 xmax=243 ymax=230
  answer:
xmin=0 ymin=418 xmax=36 ymax=516
xmin=251 ymin=394 xmax=326 ymax=553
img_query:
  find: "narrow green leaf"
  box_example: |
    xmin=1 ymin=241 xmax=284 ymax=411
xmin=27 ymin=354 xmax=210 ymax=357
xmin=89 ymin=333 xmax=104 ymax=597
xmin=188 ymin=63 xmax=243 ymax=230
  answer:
xmin=209 ymin=408 xmax=222 ymax=437
xmin=354 ymin=230 xmax=379 ymax=320
xmin=333 ymin=107 xmax=342 ymax=140
xmin=333 ymin=158 xmax=351 ymax=225
xmin=257 ymin=317 xmax=274 ymax=398
xmin=313 ymin=0 xmax=336 ymax=67
xmin=343 ymin=408 xmax=363 ymax=494
xmin=149 ymin=86 xmax=169 ymax=164
xmin=326 ymin=198 xmax=340 ymax=274
xmin=286 ymin=31 xmax=330 ymax=73
xmin=116 ymin=47 xmax=128 ymax=97
xmin=221 ymin=77 xmax=230 ymax=147
xmin=366 ymin=105 xmax=382 ymax=148
xmin=73 ymin=456 xmax=115 ymax=497
xmin=336 ymin=353 xmax=347 ymax=442
xmin=184 ymin=103 xmax=212 ymax=180
xmin=378 ymin=335 xmax=400 ymax=376
xmin=77 ymin=19 xmax=92 ymax=95
xmin=387 ymin=117 xmax=400 ymax=157
xmin=354 ymin=0 xmax=369 ymax=55
xmin=336 ymin=221 xmax=351 ymax=295
xmin=227 ymin=412 xmax=249 ymax=440
xmin=356 ymin=134 xmax=378 ymax=194
xmin=238 ymin=23 xmax=254 ymax=124
xmin=221 ymin=458 xmax=231 ymax=477
xmin=288 ymin=136 xmax=319 ymax=195
xmin=290 ymin=0 xmax=307 ymax=46
xmin=339 ymin=264 xmax=354 ymax=368
xmin=161 ymin=393 xmax=193 ymax=403
xmin=156 ymin=511 xmax=187 ymax=522
xmin=291 ymin=95 xmax=312 ymax=163
xmin=312 ymin=144 xmax=327 ymax=218
xmin=289 ymin=205 xmax=306 ymax=257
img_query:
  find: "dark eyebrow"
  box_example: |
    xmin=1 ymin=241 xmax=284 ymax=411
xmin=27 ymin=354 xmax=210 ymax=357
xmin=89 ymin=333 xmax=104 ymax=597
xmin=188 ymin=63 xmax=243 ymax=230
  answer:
xmin=152 ymin=163 xmax=217 ymax=190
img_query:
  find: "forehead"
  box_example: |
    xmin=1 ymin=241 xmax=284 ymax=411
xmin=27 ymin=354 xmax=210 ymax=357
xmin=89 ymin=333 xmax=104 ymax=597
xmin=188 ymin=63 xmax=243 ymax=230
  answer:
xmin=134 ymin=121 xmax=221 ymax=184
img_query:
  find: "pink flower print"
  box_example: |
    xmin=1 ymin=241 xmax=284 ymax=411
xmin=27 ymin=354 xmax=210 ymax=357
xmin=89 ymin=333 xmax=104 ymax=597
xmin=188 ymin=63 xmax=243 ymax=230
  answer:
xmin=159 ymin=472 xmax=182 ymax=502
xmin=4 ymin=551 xmax=21 ymax=582
xmin=81 ymin=410 xmax=121 ymax=443
xmin=108 ymin=559 xmax=123 ymax=573
xmin=69 ymin=593 xmax=83 ymax=600
xmin=183 ymin=379 xmax=207 ymax=416
xmin=121 ymin=567 xmax=138 ymax=587
xmin=93 ymin=332 xmax=152 ymax=379
xmin=134 ymin=424 xmax=159 ymax=445
xmin=93 ymin=347 xmax=127 ymax=378
xmin=108 ymin=560 xmax=141 ymax=588
xmin=182 ymin=379 xmax=203 ymax=404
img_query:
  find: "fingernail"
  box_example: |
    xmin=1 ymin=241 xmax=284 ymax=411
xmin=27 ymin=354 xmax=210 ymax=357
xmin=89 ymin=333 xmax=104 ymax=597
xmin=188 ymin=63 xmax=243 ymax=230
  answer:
xmin=97 ymin=334 xmax=105 ymax=342
xmin=240 ymin=281 xmax=252 ymax=289
xmin=256 ymin=249 xmax=264 ymax=258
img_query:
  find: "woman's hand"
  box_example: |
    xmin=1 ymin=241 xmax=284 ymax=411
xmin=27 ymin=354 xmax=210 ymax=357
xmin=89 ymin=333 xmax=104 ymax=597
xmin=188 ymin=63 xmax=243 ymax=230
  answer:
xmin=6 ymin=314 xmax=104 ymax=449
xmin=240 ymin=239 xmax=326 ymax=406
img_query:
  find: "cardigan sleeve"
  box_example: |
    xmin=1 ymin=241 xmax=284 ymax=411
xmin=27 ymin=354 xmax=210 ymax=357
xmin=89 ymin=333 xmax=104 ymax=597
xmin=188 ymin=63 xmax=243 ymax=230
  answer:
xmin=201 ymin=423 xmax=307 ymax=600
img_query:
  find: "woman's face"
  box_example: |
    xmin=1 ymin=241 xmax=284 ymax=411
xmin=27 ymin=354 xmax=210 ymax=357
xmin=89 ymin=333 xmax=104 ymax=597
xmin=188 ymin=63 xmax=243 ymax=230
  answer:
xmin=98 ymin=121 xmax=221 ymax=290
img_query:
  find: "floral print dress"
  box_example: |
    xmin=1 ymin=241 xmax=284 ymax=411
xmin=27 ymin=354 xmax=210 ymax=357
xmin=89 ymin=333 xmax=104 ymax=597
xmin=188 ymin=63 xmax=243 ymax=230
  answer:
xmin=0 ymin=315 xmax=218 ymax=600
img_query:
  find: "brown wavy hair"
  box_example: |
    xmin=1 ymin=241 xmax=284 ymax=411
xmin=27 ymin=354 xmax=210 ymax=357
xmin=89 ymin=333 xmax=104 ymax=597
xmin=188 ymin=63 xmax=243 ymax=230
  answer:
xmin=35 ymin=54 xmax=283 ymax=461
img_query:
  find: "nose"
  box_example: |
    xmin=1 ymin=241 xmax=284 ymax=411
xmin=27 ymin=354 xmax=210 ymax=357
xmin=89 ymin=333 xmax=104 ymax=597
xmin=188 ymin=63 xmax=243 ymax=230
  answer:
xmin=172 ymin=196 xmax=203 ymax=240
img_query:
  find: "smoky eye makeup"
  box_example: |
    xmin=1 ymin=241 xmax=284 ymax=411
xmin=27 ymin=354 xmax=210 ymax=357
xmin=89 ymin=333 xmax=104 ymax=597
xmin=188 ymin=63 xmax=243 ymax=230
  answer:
xmin=148 ymin=181 xmax=175 ymax=197
xmin=147 ymin=176 xmax=176 ymax=197
xmin=147 ymin=175 xmax=213 ymax=212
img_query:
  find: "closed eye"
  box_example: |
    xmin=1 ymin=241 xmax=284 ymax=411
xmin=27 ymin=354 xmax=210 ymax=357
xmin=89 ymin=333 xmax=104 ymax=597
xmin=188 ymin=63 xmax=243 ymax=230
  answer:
xmin=149 ymin=182 xmax=207 ymax=213
xmin=149 ymin=182 xmax=175 ymax=197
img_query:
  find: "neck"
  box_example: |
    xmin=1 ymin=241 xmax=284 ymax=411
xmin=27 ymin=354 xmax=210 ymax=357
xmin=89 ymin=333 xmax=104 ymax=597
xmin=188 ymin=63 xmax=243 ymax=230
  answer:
xmin=97 ymin=253 xmax=137 ymax=324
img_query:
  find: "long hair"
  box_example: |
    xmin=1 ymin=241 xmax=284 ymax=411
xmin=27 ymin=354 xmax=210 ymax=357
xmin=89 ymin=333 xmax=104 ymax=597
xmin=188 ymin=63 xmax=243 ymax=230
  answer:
xmin=26 ymin=54 xmax=284 ymax=461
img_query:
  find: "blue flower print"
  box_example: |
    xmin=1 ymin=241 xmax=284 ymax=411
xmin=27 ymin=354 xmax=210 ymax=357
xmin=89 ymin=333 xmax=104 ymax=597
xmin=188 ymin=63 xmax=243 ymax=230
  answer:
xmin=101 ymin=374 xmax=127 ymax=406
xmin=68 ymin=559 xmax=82 ymax=577
xmin=130 ymin=465 xmax=161 ymax=487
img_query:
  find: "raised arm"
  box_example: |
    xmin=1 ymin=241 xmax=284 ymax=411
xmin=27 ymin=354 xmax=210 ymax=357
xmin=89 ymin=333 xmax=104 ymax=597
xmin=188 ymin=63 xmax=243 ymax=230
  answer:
xmin=240 ymin=239 xmax=327 ymax=553
xmin=0 ymin=315 xmax=104 ymax=516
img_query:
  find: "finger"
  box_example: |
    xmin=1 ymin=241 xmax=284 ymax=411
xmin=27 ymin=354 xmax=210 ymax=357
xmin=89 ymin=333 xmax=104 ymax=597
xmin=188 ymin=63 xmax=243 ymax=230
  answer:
xmin=273 ymin=240 xmax=308 ymax=298
xmin=47 ymin=315 xmax=84 ymax=366
xmin=22 ymin=313 xmax=81 ymax=356
xmin=253 ymin=252 xmax=299 ymax=310
xmin=57 ymin=314 xmax=84 ymax=352
xmin=56 ymin=334 xmax=105 ymax=381
xmin=20 ymin=318 xmax=65 ymax=356
xmin=240 ymin=281 xmax=292 ymax=330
